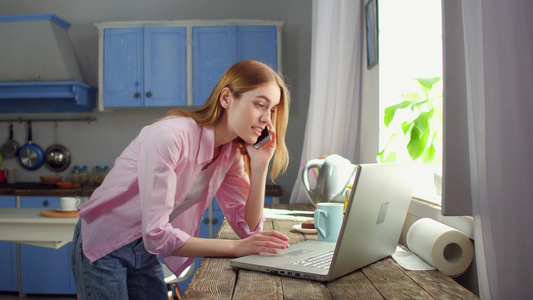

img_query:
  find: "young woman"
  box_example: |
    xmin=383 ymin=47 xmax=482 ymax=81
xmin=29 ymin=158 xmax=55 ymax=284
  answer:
xmin=71 ymin=60 xmax=291 ymax=299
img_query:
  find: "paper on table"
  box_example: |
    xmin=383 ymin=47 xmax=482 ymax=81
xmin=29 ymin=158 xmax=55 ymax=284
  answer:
xmin=392 ymin=246 xmax=436 ymax=271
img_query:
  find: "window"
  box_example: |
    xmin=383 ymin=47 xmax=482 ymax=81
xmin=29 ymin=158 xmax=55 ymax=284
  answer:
xmin=378 ymin=0 xmax=443 ymax=204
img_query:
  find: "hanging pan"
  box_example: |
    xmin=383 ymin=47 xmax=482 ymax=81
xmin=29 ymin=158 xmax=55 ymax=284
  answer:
xmin=1 ymin=124 xmax=20 ymax=159
xmin=18 ymin=121 xmax=45 ymax=170
xmin=44 ymin=122 xmax=71 ymax=172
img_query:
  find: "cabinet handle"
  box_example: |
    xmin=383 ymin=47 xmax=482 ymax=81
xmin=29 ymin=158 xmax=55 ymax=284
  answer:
xmin=43 ymin=200 xmax=49 ymax=207
xmin=134 ymin=92 xmax=141 ymax=98
xmin=146 ymin=92 xmax=152 ymax=98
xmin=212 ymin=218 xmax=218 ymax=225
xmin=203 ymin=218 xmax=210 ymax=224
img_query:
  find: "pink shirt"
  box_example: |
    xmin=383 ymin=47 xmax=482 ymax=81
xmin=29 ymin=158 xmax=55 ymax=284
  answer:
xmin=78 ymin=117 xmax=265 ymax=275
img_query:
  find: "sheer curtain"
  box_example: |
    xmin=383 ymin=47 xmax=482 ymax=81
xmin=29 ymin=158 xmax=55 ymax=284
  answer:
xmin=290 ymin=0 xmax=364 ymax=204
xmin=443 ymin=0 xmax=533 ymax=298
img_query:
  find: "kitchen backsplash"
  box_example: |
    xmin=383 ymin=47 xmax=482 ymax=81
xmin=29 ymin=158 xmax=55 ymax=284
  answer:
xmin=0 ymin=107 xmax=169 ymax=183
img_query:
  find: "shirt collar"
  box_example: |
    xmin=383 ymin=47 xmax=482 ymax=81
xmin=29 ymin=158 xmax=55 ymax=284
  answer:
xmin=198 ymin=125 xmax=234 ymax=164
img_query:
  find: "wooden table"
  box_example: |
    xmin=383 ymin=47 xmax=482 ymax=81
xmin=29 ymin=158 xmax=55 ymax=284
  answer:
xmin=183 ymin=204 xmax=478 ymax=299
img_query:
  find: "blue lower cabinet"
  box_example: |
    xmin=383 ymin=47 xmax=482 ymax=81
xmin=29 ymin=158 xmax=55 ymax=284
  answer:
xmin=0 ymin=196 xmax=18 ymax=292
xmin=20 ymin=244 xmax=76 ymax=294
xmin=212 ymin=199 xmax=224 ymax=236
xmin=0 ymin=241 xmax=17 ymax=292
xmin=19 ymin=196 xmax=76 ymax=294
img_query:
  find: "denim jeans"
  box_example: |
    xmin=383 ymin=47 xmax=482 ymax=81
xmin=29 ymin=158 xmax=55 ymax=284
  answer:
xmin=71 ymin=220 xmax=168 ymax=300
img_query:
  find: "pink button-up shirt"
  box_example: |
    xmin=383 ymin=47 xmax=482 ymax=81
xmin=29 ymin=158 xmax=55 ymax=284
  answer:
xmin=79 ymin=117 xmax=265 ymax=275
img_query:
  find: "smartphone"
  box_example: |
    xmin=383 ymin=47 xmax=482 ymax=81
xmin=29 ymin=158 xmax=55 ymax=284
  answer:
xmin=254 ymin=126 xmax=271 ymax=149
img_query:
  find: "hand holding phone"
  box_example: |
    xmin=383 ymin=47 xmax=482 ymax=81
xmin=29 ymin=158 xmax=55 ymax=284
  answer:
xmin=254 ymin=126 xmax=271 ymax=149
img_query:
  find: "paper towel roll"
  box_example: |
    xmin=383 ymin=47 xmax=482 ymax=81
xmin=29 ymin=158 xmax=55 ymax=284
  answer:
xmin=406 ymin=218 xmax=474 ymax=276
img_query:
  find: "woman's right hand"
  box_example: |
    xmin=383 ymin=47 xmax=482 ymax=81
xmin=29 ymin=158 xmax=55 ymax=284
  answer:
xmin=234 ymin=230 xmax=290 ymax=257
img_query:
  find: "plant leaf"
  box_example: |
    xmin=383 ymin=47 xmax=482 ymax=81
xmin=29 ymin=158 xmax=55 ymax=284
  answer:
xmin=412 ymin=98 xmax=430 ymax=110
xmin=421 ymin=132 xmax=438 ymax=164
xmin=376 ymin=133 xmax=400 ymax=163
xmin=406 ymin=125 xmax=430 ymax=160
xmin=401 ymin=92 xmax=420 ymax=102
xmin=401 ymin=121 xmax=413 ymax=136
xmin=421 ymin=142 xmax=436 ymax=164
xmin=412 ymin=110 xmax=434 ymax=134
xmin=384 ymin=101 xmax=412 ymax=127
xmin=383 ymin=152 xmax=397 ymax=163
xmin=415 ymin=77 xmax=441 ymax=92
xmin=377 ymin=147 xmax=397 ymax=163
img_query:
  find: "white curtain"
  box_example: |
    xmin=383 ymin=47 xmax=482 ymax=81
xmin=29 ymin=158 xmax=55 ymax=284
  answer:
xmin=290 ymin=0 xmax=364 ymax=204
xmin=443 ymin=0 xmax=533 ymax=298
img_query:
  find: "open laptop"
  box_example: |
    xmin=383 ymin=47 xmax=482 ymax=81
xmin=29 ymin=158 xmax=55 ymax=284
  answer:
xmin=230 ymin=163 xmax=414 ymax=282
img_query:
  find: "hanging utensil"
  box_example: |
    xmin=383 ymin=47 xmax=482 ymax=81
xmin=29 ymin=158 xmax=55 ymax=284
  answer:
xmin=1 ymin=124 xmax=21 ymax=159
xmin=18 ymin=121 xmax=45 ymax=170
xmin=44 ymin=122 xmax=71 ymax=172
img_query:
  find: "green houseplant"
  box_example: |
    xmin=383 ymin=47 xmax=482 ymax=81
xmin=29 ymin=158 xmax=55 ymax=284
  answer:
xmin=377 ymin=77 xmax=443 ymax=165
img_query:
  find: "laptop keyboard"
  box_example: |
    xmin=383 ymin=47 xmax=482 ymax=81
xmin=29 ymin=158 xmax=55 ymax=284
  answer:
xmin=291 ymin=251 xmax=334 ymax=270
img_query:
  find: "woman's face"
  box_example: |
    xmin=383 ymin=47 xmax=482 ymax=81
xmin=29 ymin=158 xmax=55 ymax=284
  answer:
xmin=223 ymin=82 xmax=281 ymax=145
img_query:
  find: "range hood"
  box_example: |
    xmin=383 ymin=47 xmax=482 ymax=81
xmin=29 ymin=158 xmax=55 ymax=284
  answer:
xmin=0 ymin=14 xmax=96 ymax=113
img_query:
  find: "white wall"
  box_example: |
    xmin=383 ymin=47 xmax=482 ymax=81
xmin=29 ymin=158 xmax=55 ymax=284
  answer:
xmin=0 ymin=0 xmax=313 ymax=203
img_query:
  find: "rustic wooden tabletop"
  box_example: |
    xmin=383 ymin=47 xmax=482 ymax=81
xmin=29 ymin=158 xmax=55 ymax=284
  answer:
xmin=183 ymin=204 xmax=478 ymax=299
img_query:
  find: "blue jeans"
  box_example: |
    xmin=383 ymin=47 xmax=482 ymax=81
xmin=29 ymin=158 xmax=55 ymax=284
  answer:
xmin=71 ymin=220 xmax=168 ymax=300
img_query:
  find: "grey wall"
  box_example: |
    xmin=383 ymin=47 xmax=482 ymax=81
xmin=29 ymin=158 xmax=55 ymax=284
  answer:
xmin=0 ymin=0 xmax=312 ymax=203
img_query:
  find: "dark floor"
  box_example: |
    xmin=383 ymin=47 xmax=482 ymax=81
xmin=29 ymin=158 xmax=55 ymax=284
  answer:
xmin=0 ymin=292 xmax=76 ymax=299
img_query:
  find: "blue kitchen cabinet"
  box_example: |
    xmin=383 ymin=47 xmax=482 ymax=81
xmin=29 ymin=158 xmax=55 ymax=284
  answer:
xmin=103 ymin=27 xmax=187 ymax=107
xmin=19 ymin=196 xmax=76 ymax=295
xmin=0 ymin=196 xmax=18 ymax=292
xmin=192 ymin=25 xmax=278 ymax=106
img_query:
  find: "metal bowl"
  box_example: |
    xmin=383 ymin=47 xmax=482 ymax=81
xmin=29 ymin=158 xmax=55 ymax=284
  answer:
xmin=44 ymin=144 xmax=71 ymax=172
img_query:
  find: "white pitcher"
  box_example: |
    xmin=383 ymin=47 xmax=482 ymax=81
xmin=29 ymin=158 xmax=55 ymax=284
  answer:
xmin=301 ymin=154 xmax=357 ymax=206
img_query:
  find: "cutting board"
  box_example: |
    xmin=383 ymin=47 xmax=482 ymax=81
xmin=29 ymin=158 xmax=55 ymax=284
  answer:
xmin=40 ymin=209 xmax=79 ymax=218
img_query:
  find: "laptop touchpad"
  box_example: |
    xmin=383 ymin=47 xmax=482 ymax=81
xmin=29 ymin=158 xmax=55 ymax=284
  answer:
xmin=283 ymin=249 xmax=313 ymax=256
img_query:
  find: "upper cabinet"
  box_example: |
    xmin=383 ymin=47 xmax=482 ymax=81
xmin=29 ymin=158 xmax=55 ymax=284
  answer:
xmin=192 ymin=25 xmax=278 ymax=106
xmin=96 ymin=20 xmax=283 ymax=111
xmin=103 ymin=27 xmax=186 ymax=108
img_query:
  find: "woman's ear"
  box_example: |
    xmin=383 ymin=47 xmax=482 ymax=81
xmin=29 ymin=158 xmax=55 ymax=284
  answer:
xmin=219 ymin=87 xmax=232 ymax=109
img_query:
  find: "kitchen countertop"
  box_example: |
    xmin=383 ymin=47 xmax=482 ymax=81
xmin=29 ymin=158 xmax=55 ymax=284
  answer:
xmin=0 ymin=184 xmax=282 ymax=198
xmin=0 ymin=208 xmax=78 ymax=249
xmin=0 ymin=183 xmax=96 ymax=197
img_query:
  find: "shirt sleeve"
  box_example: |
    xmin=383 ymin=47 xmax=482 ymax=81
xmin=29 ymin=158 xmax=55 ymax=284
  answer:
xmin=215 ymin=151 xmax=266 ymax=238
xmin=137 ymin=125 xmax=192 ymax=257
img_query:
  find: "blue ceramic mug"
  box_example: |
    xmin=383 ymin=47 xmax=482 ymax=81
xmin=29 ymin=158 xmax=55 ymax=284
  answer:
xmin=314 ymin=203 xmax=344 ymax=242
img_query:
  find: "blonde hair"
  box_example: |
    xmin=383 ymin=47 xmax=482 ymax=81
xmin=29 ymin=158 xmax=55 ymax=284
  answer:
xmin=164 ymin=60 xmax=290 ymax=181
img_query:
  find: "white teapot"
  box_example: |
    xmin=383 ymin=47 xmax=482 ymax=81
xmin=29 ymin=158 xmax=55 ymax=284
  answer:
xmin=301 ymin=154 xmax=357 ymax=206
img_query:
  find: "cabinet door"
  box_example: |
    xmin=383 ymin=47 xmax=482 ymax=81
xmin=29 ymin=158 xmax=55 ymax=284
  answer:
xmin=236 ymin=26 xmax=278 ymax=71
xmin=0 ymin=196 xmax=18 ymax=292
xmin=103 ymin=27 xmax=144 ymax=107
xmin=192 ymin=26 xmax=236 ymax=106
xmin=19 ymin=196 xmax=76 ymax=294
xmin=211 ymin=198 xmax=224 ymax=237
xmin=192 ymin=25 xmax=278 ymax=107
xmin=198 ymin=199 xmax=224 ymax=239
xmin=144 ymin=27 xmax=187 ymax=106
